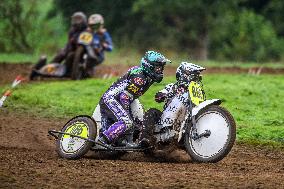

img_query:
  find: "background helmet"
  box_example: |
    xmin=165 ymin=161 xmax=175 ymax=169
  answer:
xmin=140 ymin=51 xmax=171 ymax=83
xmin=88 ymin=14 xmax=104 ymax=31
xmin=176 ymin=62 xmax=205 ymax=85
xmin=88 ymin=14 xmax=104 ymax=25
xmin=71 ymin=12 xmax=87 ymax=29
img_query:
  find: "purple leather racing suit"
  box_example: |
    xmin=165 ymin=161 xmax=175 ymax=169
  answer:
xmin=99 ymin=66 xmax=153 ymax=142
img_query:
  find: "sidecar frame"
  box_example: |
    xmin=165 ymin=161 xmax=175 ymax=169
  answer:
xmin=48 ymin=129 xmax=150 ymax=152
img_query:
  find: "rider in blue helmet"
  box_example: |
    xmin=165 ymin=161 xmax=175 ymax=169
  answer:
xmin=98 ymin=51 xmax=171 ymax=145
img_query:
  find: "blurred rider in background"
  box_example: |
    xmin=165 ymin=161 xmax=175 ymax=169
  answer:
xmin=84 ymin=14 xmax=113 ymax=77
xmin=52 ymin=12 xmax=88 ymax=63
xmin=30 ymin=12 xmax=87 ymax=79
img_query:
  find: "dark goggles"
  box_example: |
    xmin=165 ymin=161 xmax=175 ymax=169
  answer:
xmin=71 ymin=17 xmax=84 ymax=25
xmin=89 ymin=23 xmax=101 ymax=31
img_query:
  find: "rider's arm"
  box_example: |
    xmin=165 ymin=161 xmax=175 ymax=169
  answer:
xmin=119 ymin=74 xmax=147 ymax=109
xmin=155 ymin=83 xmax=175 ymax=103
xmin=102 ymin=32 xmax=113 ymax=52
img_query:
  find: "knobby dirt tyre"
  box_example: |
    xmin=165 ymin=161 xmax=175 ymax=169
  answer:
xmin=142 ymin=108 xmax=162 ymax=155
xmin=71 ymin=46 xmax=84 ymax=80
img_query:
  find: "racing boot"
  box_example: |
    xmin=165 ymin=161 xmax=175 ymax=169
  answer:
xmin=30 ymin=55 xmax=47 ymax=80
xmin=101 ymin=120 xmax=127 ymax=144
xmin=34 ymin=55 xmax=47 ymax=70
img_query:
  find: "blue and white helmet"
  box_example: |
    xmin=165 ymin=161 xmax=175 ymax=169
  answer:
xmin=176 ymin=62 xmax=205 ymax=84
xmin=140 ymin=51 xmax=171 ymax=83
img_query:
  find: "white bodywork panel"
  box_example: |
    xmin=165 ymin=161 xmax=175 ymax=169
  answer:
xmin=192 ymin=99 xmax=221 ymax=116
xmin=38 ymin=63 xmax=66 ymax=77
xmin=155 ymin=92 xmax=188 ymax=142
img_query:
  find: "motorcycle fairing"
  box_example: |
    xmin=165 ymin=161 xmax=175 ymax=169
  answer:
xmin=37 ymin=63 xmax=66 ymax=77
xmin=155 ymin=92 xmax=188 ymax=142
xmin=78 ymin=32 xmax=93 ymax=45
xmin=192 ymin=99 xmax=222 ymax=116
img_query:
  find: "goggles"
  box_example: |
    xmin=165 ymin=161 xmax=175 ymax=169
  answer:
xmin=89 ymin=23 xmax=101 ymax=31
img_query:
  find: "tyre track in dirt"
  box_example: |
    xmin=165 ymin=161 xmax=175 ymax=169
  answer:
xmin=0 ymin=110 xmax=283 ymax=188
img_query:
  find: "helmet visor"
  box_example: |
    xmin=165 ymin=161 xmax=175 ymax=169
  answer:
xmin=89 ymin=23 xmax=101 ymax=31
xmin=154 ymin=65 xmax=164 ymax=74
xmin=72 ymin=16 xmax=84 ymax=25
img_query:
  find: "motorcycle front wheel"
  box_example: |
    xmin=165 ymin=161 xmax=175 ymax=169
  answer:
xmin=184 ymin=105 xmax=236 ymax=163
xmin=56 ymin=115 xmax=97 ymax=159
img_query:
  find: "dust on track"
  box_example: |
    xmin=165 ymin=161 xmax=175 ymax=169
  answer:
xmin=1 ymin=63 xmax=284 ymax=85
xmin=0 ymin=110 xmax=283 ymax=189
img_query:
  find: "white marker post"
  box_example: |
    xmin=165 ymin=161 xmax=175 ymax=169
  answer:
xmin=0 ymin=75 xmax=25 ymax=108
xmin=0 ymin=90 xmax=12 ymax=107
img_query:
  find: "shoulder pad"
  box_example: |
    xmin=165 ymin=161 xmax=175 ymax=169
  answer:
xmin=128 ymin=66 xmax=143 ymax=75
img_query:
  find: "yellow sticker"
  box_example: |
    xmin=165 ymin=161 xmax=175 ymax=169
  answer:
xmin=78 ymin=32 xmax=93 ymax=45
xmin=63 ymin=122 xmax=89 ymax=139
xmin=128 ymin=84 xmax=139 ymax=94
xmin=46 ymin=65 xmax=55 ymax=73
xmin=189 ymin=81 xmax=205 ymax=106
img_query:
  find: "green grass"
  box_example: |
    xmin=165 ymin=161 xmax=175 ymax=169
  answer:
xmin=1 ymin=50 xmax=284 ymax=69
xmin=0 ymin=53 xmax=41 ymax=63
xmin=1 ymin=74 xmax=283 ymax=147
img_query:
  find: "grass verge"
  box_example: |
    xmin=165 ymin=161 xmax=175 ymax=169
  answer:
xmin=0 ymin=74 xmax=283 ymax=147
xmin=1 ymin=50 xmax=284 ymax=68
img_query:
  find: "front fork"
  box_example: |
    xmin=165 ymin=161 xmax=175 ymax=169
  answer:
xmin=189 ymin=115 xmax=211 ymax=140
xmin=184 ymin=101 xmax=211 ymax=141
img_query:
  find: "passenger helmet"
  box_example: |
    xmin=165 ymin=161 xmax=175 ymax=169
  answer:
xmin=140 ymin=51 xmax=171 ymax=83
xmin=88 ymin=14 xmax=104 ymax=31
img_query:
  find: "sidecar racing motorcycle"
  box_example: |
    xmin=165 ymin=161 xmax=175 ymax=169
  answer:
xmin=48 ymin=63 xmax=236 ymax=163
xmin=30 ymin=31 xmax=97 ymax=80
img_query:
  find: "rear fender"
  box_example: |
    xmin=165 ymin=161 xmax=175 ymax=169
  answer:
xmin=192 ymin=99 xmax=222 ymax=116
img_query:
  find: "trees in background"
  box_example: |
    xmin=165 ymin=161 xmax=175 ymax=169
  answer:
xmin=0 ymin=0 xmax=38 ymax=52
xmin=1 ymin=0 xmax=284 ymax=62
xmin=0 ymin=0 xmax=65 ymax=54
xmin=52 ymin=0 xmax=284 ymax=61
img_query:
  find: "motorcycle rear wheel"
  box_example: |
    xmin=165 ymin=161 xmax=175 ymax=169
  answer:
xmin=142 ymin=108 xmax=162 ymax=155
xmin=56 ymin=115 xmax=97 ymax=159
xmin=71 ymin=46 xmax=84 ymax=80
xmin=184 ymin=105 xmax=236 ymax=163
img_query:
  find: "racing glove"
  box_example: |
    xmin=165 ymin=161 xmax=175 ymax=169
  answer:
xmin=155 ymin=92 xmax=166 ymax=103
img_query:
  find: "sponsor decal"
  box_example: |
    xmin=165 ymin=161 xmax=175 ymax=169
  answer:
xmin=133 ymin=77 xmax=145 ymax=85
xmin=47 ymin=65 xmax=56 ymax=74
xmin=128 ymin=84 xmax=139 ymax=94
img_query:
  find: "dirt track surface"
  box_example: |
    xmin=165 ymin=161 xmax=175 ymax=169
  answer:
xmin=1 ymin=63 xmax=284 ymax=85
xmin=0 ymin=110 xmax=283 ymax=189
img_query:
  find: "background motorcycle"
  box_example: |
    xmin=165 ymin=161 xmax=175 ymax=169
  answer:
xmin=71 ymin=31 xmax=97 ymax=80
xmin=29 ymin=31 xmax=97 ymax=80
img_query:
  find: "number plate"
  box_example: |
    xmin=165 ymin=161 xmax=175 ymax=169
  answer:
xmin=78 ymin=32 xmax=93 ymax=45
xmin=189 ymin=81 xmax=205 ymax=106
